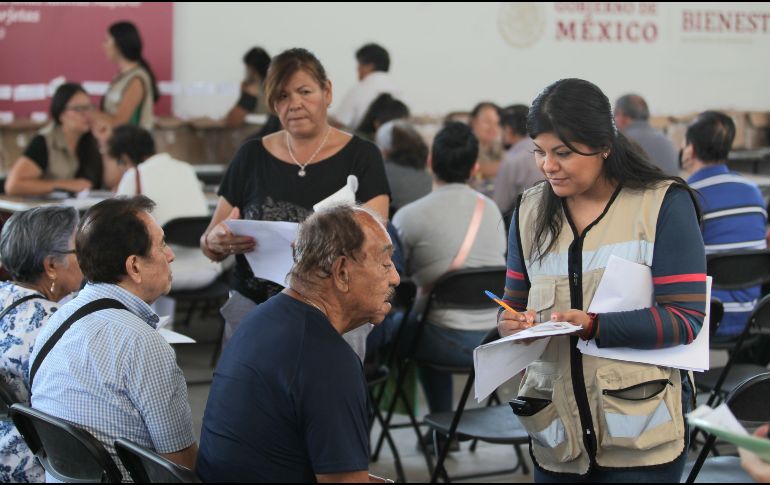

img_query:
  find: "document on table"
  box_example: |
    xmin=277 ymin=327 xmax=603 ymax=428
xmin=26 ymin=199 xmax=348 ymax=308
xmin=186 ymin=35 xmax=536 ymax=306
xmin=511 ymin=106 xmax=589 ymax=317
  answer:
xmin=225 ymin=220 xmax=299 ymax=286
xmin=688 ymin=404 xmax=770 ymax=463
xmin=576 ymin=255 xmax=711 ymax=372
xmin=313 ymin=175 xmax=358 ymax=212
xmin=473 ymin=322 xmax=582 ymax=402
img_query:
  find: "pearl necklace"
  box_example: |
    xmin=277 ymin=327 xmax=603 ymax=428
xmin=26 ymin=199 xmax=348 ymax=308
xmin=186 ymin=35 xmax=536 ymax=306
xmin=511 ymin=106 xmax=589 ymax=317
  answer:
xmin=286 ymin=127 xmax=332 ymax=177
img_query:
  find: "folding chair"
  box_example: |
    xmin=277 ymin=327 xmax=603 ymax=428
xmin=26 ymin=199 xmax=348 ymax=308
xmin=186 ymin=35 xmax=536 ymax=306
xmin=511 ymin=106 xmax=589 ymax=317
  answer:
xmin=695 ymin=249 xmax=770 ymax=407
xmin=696 ymin=294 xmax=770 ymax=409
xmin=423 ymin=328 xmax=530 ymax=483
xmin=366 ymin=366 xmax=406 ymax=483
xmin=10 ymin=404 xmax=122 ymax=483
xmin=686 ymin=372 xmax=770 ymax=482
xmin=374 ymin=266 xmax=507 ymax=477
xmin=368 ymin=278 xmax=416 ymax=482
xmin=163 ymin=216 xmax=230 ymax=367
xmin=115 ymin=438 xmax=201 ymax=483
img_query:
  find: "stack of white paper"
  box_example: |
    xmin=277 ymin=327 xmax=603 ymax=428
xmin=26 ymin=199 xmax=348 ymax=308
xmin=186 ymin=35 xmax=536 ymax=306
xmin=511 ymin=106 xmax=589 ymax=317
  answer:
xmin=473 ymin=322 xmax=581 ymax=401
xmin=577 ymin=255 xmax=711 ymax=372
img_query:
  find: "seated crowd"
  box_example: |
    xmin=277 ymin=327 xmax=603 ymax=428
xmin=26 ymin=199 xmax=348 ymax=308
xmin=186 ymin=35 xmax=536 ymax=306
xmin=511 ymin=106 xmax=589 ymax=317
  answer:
xmin=1 ymin=37 xmax=770 ymax=484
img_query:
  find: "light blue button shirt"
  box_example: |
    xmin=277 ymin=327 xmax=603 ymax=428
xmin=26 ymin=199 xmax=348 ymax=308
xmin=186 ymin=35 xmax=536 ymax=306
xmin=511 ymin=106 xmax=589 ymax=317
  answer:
xmin=30 ymin=283 xmax=194 ymax=479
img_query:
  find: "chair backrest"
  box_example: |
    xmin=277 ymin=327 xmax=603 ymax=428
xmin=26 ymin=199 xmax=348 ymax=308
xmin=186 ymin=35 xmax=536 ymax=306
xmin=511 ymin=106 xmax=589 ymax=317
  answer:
xmin=115 ymin=438 xmax=201 ymax=483
xmin=707 ymin=249 xmax=770 ymax=290
xmin=726 ymin=371 xmax=770 ymax=422
xmin=427 ymin=266 xmax=507 ymax=311
xmin=10 ymin=404 xmax=122 ymax=483
xmin=687 ymin=372 xmax=770 ymax=482
xmin=162 ymin=217 xmax=212 ymax=248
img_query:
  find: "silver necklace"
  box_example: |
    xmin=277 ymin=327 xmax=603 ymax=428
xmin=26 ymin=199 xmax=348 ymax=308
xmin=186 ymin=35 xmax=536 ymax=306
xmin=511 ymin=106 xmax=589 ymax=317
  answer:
xmin=286 ymin=127 xmax=332 ymax=177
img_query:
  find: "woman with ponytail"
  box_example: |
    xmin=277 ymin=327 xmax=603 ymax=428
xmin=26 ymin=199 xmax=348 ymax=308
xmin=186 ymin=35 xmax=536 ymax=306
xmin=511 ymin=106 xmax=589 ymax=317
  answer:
xmin=497 ymin=78 xmax=707 ymax=481
xmin=98 ymin=21 xmax=159 ymax=130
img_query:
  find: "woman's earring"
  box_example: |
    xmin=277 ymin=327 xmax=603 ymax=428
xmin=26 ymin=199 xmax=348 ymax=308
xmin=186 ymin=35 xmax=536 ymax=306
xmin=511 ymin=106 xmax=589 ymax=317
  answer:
xmin=50 ymin=279 xmax=56 ymax=294
xmin=602 ymin=153 xmax=609 ymax=159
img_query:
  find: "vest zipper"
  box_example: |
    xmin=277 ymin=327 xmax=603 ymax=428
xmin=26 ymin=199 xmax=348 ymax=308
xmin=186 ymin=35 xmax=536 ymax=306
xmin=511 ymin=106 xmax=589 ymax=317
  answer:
xmin=568 ymin=236 xmax=597 ymax=472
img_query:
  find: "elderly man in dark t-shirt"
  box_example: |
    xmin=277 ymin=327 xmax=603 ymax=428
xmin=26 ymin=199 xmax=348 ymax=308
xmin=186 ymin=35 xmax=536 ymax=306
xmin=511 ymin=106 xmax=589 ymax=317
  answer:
xmin=197 ymin=205 xmax=399 ymax=483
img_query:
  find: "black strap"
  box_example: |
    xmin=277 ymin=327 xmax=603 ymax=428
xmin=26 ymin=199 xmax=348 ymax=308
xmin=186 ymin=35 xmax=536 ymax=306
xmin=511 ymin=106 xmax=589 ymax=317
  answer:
xmin=29 ymin=298 xmax=128 ymax=388
xmin=0 ymin=294 xmax=46 ymax=321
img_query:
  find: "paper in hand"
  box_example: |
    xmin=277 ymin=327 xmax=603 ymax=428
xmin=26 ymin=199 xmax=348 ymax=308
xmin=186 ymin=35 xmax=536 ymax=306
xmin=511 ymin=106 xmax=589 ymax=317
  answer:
xmin=225 ymin=220 xmax=299 ymax=286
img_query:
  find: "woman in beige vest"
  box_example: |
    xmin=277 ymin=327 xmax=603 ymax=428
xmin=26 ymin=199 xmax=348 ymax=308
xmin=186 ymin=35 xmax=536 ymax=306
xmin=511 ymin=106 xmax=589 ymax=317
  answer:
xmin=498 ymin=79 xmax=707 ymax=481
xmin=5 ymin=83 xmax=102 ymax=196
xmin=96 ymin=21 xmax=158 ymax=132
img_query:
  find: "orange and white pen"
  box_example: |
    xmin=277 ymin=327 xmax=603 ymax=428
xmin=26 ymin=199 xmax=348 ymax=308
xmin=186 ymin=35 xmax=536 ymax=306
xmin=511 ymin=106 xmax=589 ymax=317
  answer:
xmin=485 ymin=290 xmax=534 ymax=328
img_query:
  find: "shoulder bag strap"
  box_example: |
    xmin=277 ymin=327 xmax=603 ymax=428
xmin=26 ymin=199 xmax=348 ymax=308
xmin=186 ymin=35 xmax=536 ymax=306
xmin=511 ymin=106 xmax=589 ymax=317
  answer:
xmin=420 ymin=193 xmax=487 ymax=296
xmin=29 ymin=298 xmax=128 ymax=388
xmin=0 ymin=294 xmax=46 ymax=321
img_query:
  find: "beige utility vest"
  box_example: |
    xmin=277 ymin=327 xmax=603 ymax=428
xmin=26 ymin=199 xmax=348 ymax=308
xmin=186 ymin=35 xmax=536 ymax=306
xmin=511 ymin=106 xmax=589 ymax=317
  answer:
xmin=103 ymin=66 xmax=155 ymax=130
xmin=38 ymin=124 xmax=80 ymax=181
xmin=515 ymin=182 xmax=688 ymax=475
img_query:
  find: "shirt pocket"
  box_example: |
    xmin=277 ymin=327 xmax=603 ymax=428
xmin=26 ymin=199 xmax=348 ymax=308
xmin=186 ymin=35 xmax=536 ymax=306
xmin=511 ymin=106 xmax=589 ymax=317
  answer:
xmin=595 ymin=364 xmax=683 ymax=452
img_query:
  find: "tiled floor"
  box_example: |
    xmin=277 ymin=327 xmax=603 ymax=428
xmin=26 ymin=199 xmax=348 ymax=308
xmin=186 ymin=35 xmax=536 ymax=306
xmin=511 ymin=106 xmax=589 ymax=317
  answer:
xmin=172 ymin=306 xmax=748 ymax=483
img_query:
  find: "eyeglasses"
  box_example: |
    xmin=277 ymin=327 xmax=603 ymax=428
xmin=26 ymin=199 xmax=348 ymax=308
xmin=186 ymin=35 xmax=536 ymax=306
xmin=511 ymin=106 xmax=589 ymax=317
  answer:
xmin=65 ymin=104 xmax=95 ymax=114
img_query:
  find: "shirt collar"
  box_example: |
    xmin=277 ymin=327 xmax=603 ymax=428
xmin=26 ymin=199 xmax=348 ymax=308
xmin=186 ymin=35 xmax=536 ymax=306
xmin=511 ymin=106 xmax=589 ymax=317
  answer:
xmin=79 ymin=283 xmax=160 ymax=328
xmin=687 ymin=163 xmax=729 ymax=184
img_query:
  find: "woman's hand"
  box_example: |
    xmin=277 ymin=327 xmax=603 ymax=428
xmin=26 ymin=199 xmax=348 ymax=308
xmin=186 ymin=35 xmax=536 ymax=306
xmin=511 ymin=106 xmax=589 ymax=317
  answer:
xmin=739 ymin=424 xmax=770 ymax=483
xmin=549 ymin=310 xmax=590 ymax=329
xmin=203 ymin=207 xmax=256 ymax=258
xmin=498 ymin=309 xmax=535 ymax=337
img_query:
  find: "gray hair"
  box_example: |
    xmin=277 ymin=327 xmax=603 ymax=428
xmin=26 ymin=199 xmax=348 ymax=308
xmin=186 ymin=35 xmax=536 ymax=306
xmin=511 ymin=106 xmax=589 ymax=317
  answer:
xmin=615 ymin=94 xmax=649 ymax=121
xmin=289 ymin=204 xmax=382 ymax=287
xmin=0 ymin=206 xmax=79 ymax=283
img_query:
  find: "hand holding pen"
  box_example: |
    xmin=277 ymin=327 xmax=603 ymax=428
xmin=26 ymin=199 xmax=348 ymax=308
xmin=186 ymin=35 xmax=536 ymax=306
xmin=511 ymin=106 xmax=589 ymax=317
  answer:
xmin=486 ymin=291 xmax=536 ymax=337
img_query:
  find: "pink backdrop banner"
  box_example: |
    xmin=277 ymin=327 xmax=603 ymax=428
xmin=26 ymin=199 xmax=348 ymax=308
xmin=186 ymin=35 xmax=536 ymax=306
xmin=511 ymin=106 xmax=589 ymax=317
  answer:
xmin=0 ymin=2 xmax=173 ymax=118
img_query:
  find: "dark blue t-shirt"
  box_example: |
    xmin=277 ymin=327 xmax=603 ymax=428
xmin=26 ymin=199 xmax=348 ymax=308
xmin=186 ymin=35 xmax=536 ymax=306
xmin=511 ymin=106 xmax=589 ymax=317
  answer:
xmin=196 ymin=293 xmax=370 ymax=482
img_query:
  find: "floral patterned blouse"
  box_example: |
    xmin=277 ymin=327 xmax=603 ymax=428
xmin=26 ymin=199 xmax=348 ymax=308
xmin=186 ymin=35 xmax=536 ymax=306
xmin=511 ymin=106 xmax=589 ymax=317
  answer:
xmin=0 ymin=282 xmax=57 ymax=483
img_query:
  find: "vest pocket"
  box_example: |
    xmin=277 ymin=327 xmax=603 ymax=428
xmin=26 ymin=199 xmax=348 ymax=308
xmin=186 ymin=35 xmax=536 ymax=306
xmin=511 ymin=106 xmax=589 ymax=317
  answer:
xmin=596 ymin=366 xmax=682 ymax=451
xmin=514 ymin=377 xmax=581 ymax=464
xmin=528 ymin=278 xmax=556 ymax=323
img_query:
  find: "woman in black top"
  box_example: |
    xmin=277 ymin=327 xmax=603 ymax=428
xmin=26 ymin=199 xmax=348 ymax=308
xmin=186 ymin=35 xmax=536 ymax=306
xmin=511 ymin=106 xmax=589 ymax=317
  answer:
xmin=5 ymin=83 xmax=102 ymax=196
xmin=201 ymin=48 xmax=390 ymax=340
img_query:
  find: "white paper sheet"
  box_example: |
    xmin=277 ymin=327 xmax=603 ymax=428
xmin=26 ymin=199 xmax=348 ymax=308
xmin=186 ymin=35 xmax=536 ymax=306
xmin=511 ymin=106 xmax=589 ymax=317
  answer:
xmin=158 ymin=328 xmax=196 ymax=344
xmin=313 ymin=175 xmax=358 ymax=212
xmin=474 ymin=337 xmax=549 ymax=402
xmin=577 ymin=255 xmax=711 ymax=372
xmin=225 ymin=220 xmax=299 ymax=286
xmin=503 ymin=321 xmax=582 ymax=341
xmin=473 ymin=321 xmax=581 ymax=401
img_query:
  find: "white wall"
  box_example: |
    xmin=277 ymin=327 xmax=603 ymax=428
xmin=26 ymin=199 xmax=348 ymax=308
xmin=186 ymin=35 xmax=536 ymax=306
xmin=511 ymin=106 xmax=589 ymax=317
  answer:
xmin=172 ymin=2 xmax=770 ymax=119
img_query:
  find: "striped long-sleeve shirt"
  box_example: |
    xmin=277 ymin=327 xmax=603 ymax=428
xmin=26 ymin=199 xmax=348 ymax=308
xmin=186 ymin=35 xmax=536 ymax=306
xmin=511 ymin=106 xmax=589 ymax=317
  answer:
xmin=503 ymin=185 xmax=707 ymax=349
xmin=688 ymin=164 xmax=767 ymax=338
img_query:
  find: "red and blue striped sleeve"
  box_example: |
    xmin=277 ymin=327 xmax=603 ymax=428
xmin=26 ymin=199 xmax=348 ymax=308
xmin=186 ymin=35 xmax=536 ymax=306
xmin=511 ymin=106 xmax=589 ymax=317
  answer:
xmin=597 ymin=186 xmax=707 ymax=349
xmin=502 ymin=206 xmax=530 ymax=312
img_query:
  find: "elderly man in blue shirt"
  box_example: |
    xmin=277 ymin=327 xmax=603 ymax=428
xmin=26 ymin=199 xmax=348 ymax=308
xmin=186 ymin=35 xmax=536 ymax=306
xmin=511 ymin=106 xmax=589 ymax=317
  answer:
xmin=30 ymin=196 xmax=197 ymax=478
xmin=197 ymin=205 xmax=399 ymax=483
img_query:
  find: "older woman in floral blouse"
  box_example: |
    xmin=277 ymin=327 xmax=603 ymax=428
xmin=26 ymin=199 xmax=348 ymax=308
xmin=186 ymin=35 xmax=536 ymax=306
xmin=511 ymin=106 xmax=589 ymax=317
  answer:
xmin=0 ymin=206 xmax=83 ymax=482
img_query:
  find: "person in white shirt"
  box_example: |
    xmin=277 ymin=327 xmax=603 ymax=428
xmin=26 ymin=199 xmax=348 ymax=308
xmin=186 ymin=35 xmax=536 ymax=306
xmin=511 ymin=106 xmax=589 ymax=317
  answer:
xmin=330 ymin=43 xmax=401 ymax=131
xmin=108 ymin=125 xmax=221 ymax=300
